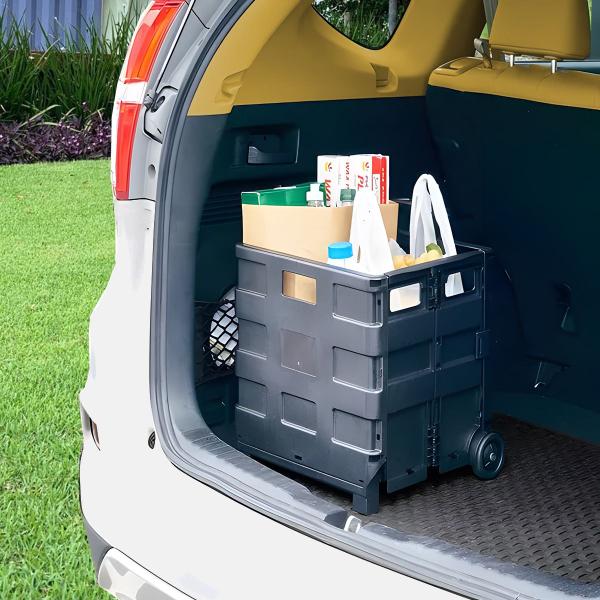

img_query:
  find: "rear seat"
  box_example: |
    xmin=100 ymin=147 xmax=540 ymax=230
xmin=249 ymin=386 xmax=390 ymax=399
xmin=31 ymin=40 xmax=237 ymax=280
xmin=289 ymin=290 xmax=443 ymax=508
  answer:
xmin=425 ymin=0 xmax=599 ymax=407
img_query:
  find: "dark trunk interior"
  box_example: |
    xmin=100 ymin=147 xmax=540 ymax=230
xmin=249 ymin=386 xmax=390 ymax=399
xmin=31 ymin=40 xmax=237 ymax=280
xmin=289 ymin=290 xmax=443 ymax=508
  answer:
xmin=185 ymin=92 xmax=600 ymax=588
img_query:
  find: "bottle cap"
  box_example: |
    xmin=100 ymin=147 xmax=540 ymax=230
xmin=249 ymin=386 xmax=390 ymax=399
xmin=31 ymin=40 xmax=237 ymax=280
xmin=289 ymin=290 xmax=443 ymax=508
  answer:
xmin=340 ymin=189 xmax=356 ymax=203
xmin=306 ymin=183 xmax=324 ymax=204
xmin=328 ymin=242 xmax=353 ymax=260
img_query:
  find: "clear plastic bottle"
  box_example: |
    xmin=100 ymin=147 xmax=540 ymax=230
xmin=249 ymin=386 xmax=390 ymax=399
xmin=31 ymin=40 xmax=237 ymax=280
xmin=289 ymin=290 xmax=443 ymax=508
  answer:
xmin=327 ymin=242 xmax=353 ymax=269
xmin=306 ymin=183 xmax=325 ymax=207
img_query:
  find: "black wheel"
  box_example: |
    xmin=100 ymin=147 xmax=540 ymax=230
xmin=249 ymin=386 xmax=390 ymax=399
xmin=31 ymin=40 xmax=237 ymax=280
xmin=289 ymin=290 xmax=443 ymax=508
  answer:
xmin=470 ymin=431 xmax=505 ymax=480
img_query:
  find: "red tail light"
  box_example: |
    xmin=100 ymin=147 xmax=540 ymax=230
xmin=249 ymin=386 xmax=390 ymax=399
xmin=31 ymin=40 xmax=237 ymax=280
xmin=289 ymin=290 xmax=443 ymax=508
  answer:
xmin=114 ymin=102 xmax=142 ymax=200
xmin=112 ymin=0 xmax=186 ymax=200
xmin=124 ymin=0 xmax=186 ymax=84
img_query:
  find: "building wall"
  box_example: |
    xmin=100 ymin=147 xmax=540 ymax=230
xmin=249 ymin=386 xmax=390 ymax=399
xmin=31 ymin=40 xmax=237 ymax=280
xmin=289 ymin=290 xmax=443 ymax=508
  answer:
xmin=0 ymin=0 xmax=146 ymax=49
xmin=101 ymin=0 xmax=145 ymax=39
xmin=0 ymin=0 xmax=102 ymax=49
xmin=102 ymin=0 xmax=145 ymax=27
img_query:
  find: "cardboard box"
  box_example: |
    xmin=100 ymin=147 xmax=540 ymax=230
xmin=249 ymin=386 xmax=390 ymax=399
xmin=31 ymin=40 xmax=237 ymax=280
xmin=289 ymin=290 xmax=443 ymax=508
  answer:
xmin=242 ymin=202 xmax=399 ymax=303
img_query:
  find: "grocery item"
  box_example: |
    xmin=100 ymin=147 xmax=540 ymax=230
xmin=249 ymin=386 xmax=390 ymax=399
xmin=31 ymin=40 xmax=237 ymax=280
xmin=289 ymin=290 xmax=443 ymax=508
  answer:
xmin=340 ymin=188 xmax=355 ymax=206
xmin=306 ymin=183 xmax=325 ymax=207
xmin=327 ymin=242 xmax=353 ymax=269
xmin=318 ymin=155 xmax=389 ymax=206
xmin=317 ymin=155 xmax=344 ymax=207
xmin=350 ymin=154 xmax=389 ymax=204
xmin=426 ymin=242 xmax=444 ymax=255
xmin=393 ymin=254 xmax=416 ymax=269
xmin=392 ymin=243 xmax=442 ymax=269
xmin=242 ymin=183 xmax=318 ymax=206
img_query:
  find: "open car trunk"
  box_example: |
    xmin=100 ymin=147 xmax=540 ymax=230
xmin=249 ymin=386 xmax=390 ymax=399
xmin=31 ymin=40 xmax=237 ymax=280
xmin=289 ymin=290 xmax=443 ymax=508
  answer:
xmin=151 ymin=2 xmax=600 ymax=599
xmin=190 ymin=227 xmax=600 ymax=598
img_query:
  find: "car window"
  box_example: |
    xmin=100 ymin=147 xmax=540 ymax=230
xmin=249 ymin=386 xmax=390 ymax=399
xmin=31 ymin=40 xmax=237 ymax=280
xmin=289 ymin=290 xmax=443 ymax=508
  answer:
xmin=312 ymin=0 xmax=412 ymax=49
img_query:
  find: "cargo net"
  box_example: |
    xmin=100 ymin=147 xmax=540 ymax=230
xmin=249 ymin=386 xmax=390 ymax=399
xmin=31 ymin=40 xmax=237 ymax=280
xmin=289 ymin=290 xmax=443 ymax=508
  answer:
xmin=195 ymin=298 xmax=238 ymax=383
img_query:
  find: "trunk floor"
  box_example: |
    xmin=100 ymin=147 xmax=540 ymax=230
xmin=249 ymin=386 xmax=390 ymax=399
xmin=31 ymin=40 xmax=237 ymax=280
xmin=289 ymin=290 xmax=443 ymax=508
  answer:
xmin=297 ymin=417 xmax=600 ymax=584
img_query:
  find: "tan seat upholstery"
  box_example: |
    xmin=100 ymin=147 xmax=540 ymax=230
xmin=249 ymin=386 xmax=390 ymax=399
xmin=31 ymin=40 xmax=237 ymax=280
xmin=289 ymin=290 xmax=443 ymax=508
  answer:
xmin=429 ymin=0 xmax=595 ymax=110
xmin=425 ymin=0 xmax=600 ymax=401
xmin=490 ymin=0 xmax=590 ymax=60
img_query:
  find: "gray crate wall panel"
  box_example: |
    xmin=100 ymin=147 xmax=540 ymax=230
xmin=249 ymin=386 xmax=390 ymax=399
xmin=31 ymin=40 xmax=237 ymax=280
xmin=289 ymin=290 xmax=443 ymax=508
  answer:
xmin=434 ymin=257 xmax=486 ymax=473
xmin=235 ymin=244 xmax=487 ymax=512
xmin=236 ymin=248 xmax=387 ymax=488
xmin=1 ymin=0 xmax=101 ymax=50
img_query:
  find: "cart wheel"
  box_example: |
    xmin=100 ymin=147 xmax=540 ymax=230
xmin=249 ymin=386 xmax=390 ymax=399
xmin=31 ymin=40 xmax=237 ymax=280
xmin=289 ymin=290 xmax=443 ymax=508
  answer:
xmin=470 ymin=431 xmax=505 ymax=480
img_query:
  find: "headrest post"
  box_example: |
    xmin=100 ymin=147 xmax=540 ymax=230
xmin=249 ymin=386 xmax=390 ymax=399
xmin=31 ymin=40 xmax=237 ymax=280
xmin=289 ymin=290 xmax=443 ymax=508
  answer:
xmin=508 ymin=54 xmax=515 ymax=68
xmin=551 ymin=59 xmax=558 ymax=74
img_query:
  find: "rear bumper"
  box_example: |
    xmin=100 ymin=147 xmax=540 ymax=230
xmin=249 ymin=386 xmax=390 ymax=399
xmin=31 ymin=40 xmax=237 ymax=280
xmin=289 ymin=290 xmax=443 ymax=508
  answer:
xmin=98 ymin=549 xmax=194 ymax=600
xmin=79 ymin=439 xmax=458 ymax=600
xmin=82 ymin=512 xmax=110 ymax=576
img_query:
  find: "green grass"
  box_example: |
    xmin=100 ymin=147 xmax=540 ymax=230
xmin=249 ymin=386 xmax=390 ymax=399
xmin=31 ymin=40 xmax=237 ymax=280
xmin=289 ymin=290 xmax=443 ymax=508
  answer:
xmin=0 ymin=160 xmax=114 ymax=599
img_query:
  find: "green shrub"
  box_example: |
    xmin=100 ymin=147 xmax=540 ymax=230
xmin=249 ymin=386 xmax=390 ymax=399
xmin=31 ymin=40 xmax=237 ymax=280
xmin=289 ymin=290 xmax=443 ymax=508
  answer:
xmin=0 ymin=8 xmax=138 ymax=123
xmin=0 ymin=11 xmax=42 ymax=121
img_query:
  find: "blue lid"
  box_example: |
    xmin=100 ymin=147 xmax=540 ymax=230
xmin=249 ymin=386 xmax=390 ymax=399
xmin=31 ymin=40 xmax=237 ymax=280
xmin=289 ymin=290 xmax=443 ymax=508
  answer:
xmin=328 ymin=242 xmax=353 ymax=260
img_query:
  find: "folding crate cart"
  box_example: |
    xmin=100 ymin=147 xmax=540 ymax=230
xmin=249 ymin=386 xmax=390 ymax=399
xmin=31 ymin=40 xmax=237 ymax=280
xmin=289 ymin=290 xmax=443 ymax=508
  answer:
xmin=235 ymin=243 xmax=504 ymax=514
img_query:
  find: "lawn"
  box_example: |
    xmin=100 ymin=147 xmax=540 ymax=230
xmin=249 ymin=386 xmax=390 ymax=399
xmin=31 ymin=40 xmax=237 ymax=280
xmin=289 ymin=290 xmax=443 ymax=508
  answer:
xmin=0 ymin=160 xmax=114 ymax=598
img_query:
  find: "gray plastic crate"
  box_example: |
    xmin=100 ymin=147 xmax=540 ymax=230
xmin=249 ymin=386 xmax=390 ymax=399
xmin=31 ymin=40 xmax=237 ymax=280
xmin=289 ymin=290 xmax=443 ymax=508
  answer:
xmin=235 ymin=243 xmax=503 ymax=514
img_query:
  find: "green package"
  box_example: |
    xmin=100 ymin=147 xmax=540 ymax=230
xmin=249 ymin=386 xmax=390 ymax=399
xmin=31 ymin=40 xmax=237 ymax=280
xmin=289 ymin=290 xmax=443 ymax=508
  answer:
xmin=241 ymin=183 xmax=323 ymax=206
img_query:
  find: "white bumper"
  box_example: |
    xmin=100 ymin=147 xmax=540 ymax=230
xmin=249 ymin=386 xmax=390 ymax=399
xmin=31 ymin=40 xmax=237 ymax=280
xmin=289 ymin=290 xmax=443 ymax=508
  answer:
xmin=98 ymin=549 xmax=194 ymax=600
xmin=80 ymin=200 xmax=457 ymax=600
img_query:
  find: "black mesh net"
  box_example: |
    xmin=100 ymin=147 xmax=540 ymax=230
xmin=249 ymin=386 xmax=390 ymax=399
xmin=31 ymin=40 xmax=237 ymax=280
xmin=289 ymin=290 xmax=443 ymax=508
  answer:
xmin=195 ymin=298 xmax=238 ymax=383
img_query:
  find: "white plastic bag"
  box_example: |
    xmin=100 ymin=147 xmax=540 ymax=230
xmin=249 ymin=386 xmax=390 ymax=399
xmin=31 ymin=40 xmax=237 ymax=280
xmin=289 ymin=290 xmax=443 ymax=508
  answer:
xmin=388 ymin=238 xmax=406 ymax=261
xmin=348 ymin=189 xmax=394 ymax=275
xmin=410 ymin=174 xmax=463 ymax=297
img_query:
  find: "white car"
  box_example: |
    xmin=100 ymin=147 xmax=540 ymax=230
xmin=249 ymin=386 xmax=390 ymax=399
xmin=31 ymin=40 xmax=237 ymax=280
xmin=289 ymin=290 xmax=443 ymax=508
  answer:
xmin=80 ymin=0 xmax=600 ymax=598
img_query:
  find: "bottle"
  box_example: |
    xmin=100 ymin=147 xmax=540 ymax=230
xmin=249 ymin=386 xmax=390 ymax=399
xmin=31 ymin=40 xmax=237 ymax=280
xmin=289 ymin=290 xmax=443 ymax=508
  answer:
xmin=340 ymin=188 xmax=356 ymax=207
xmin=306 ymin=183 xmax=325 ymax=207
xmin=327 ymin=242 xmax=353 ymax=269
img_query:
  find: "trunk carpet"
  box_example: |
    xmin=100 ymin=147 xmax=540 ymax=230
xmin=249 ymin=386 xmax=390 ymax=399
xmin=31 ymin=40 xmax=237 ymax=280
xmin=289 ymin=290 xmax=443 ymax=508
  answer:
xmin=301 ymin=417 xmax=600 ymax=584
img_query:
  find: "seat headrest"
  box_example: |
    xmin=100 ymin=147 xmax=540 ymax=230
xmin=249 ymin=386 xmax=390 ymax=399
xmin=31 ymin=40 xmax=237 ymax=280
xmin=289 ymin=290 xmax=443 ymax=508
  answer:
xmin=490 ymin=0 xmax=590 ymax=61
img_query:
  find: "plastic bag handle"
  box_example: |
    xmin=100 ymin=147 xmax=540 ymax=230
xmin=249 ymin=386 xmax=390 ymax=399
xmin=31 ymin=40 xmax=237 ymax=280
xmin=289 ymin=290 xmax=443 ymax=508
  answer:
xmin=410 ymin=174 xmax=463 ymax=296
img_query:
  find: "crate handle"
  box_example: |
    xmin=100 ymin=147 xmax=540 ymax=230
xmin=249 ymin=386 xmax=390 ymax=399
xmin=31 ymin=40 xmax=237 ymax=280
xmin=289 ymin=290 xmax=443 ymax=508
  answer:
xmin=282 ymin=271 xmax=317 ymax=305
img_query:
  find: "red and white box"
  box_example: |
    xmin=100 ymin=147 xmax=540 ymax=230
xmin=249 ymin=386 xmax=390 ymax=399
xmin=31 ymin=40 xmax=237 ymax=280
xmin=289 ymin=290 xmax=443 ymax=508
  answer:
xmin=350 ymin=154 xmax=389 ymax=204
xmin=317 ymin=155 xmax=344 ymax=207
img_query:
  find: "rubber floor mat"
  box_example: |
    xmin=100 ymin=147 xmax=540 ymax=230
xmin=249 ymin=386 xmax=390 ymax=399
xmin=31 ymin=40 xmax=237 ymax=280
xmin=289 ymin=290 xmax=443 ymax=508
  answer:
xmin=303 ymin=417 xmax=600 ymax=583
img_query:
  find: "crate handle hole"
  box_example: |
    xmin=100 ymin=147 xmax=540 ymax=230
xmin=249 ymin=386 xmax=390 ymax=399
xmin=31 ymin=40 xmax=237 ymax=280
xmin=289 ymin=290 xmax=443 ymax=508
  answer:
xmin=294 ymin=454 xmax=303 ymax=461
xmin=444 ymin=270 xmax=476 ymax=298
xmin=390 ymin=283 xmax=421 ymax=312
xmin=282 ymin=272 xmax=316 ymax=305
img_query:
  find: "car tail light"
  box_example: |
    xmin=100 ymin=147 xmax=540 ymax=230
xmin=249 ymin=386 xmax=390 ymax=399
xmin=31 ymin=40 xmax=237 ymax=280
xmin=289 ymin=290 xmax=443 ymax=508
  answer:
xmin=114 ymin=102 xmax=142 ymax=200
xmin=112 ymin=0 xmax=186 ymax=200
xmin=124 ymin=0 xmax=185 ymax=84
